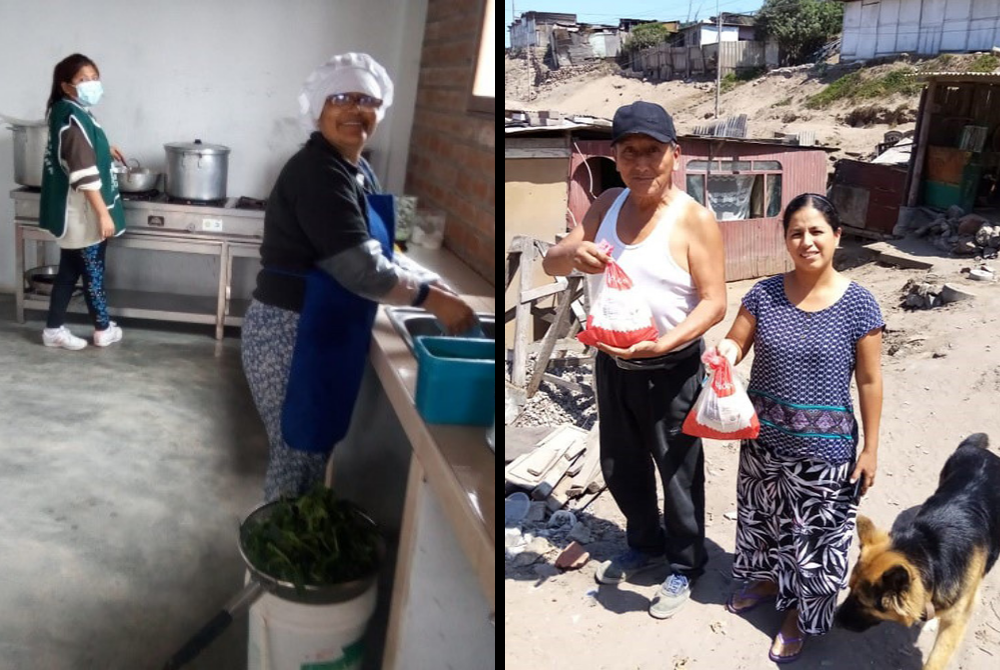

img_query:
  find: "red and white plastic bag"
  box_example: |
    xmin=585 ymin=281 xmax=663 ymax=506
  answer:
xmin=577 ymin=241 xmax=659 ymax=349
xmin=681 ymin=349 xmax=760 ymax=440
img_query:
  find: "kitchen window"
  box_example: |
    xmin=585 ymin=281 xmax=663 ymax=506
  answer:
xmin=468 ymin=0 xmax=495 ymax=115
xmin=685 ymin=159 xmax=783 ymax=220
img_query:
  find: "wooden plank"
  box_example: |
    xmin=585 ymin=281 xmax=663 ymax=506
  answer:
xmin=545 ymin=474 xmax=576 ymax=512
xmin=567 ymin=425 xmax=602 ymax=497
xmin=841 ymin=224 xmax=892 ymax=241
xmin=511 ymin=241 xmax=535 ymax=388
xmin=907 ymin=81 xmax=935 ymax=207
xmin=526 ymin=339 xmax=588 ymax=356
xmin=505 ymin=147 xmax=572 ymax=159
xmin=505 ymin=137 xmax=568 ymax=151
xmin=531 ymin=452 xmax=582 ymax=501
xmin=864 ymin=241 xmax=936 ymax=270
xmin=527 ymin=276 xmax=581 ymax=397
xmin=542 ymin=374 xmax=592 ymax=394
xmin=520 ymin=278 xmax=568 ymax=303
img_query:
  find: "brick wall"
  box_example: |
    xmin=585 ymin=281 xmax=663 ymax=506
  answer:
xmin=406 ymin=0 xmax=495 ymax=285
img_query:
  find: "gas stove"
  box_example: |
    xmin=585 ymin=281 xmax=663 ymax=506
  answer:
xmin=12 ymin=187 xmax=266 ymax=238
xmin=122 ymin=195 xmax=265 ymax=237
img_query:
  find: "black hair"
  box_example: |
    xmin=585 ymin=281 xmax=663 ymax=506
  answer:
xmin=46 ymin=54 xmax=99 ymax=112
xmin=782 ymin=193 xmax=841 ymax=233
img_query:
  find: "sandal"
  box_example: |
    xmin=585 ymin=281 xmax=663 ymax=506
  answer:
xmin=768 ymin=630 xmax=805 ymax=664
xmin=725 ymin=582 xmax=776 ymax=615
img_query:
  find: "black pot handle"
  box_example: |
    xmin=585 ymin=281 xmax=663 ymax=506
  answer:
xmin=162 ymin=580 xmax=263 ymax=669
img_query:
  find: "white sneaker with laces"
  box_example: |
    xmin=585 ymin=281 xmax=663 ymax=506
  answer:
xmin=93 ymin=322 xmax=123 ymax=347
xmin=42 ymin=326 xmax=88 ymax=351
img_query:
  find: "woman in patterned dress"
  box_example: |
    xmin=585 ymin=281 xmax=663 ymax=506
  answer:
xmin=714 ymin=193 xmax=884 ymax=663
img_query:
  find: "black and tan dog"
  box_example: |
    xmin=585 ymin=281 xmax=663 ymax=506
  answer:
xmin=835 ymin=433 xmax=1000 ymax=670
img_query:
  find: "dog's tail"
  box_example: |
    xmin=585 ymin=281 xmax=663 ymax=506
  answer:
xmin=960 ymin=433 xmax=990 ymax=450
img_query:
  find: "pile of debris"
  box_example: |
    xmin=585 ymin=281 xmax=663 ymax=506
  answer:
xmin=504 ymin=424 xmax=607 ymax=573
xmin=899 ymin=205 xmax=1000 ymax=257
xmin=901 ymin=273 xmax=983 ymax=309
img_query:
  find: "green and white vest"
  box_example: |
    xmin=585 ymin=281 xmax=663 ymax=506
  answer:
xmin=39 ymin=99 xmax=125 ymax=240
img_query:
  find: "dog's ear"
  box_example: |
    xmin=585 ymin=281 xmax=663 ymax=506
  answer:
xmin=879 ymin=565 xmax=913 ymax=617
xmin=881 ymin=565 xmax=911 ymax=594
xmin=856 ymin=515 xmax=888 ymax=547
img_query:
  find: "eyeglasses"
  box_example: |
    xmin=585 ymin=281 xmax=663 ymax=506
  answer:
xmin=326 ymin=93 xmax=383 ymax=109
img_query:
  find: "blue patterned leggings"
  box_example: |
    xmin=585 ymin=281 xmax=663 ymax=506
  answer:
xmin=241 ymin=299 xmax=328 ymax=501
xmin=47 ymin=241 xmax=110 ymax=330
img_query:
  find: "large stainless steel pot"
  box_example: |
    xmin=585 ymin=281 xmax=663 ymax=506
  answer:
xmin=4 ymin=117 xmax=47 ymax=188
xmin=164 ymin=139 xmax=230 ymax=201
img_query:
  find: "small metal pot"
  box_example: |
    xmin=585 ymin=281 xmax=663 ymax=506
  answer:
xmin=25 ymin=265 xmax=82 ymax=296
xmin=116 ymin=159 xmax=160 ymax=193
xmin=164 ymin=139 xmax=230 ymax=201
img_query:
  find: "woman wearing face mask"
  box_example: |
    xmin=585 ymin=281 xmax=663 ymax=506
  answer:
xmin=712 ymin=194 xmax=884 ymax=664
xmin=242 ymin=53 xmax=477 ymax=501
xmin=39 ymin=53 xmax=126 ymax=350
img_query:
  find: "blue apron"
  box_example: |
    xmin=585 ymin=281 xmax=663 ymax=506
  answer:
xmin=280 ymin=193 xmax=396 ymax=453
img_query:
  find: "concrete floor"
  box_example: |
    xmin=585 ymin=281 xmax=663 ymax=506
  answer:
xmin=0 ymin=295 xmax=269 ymax=669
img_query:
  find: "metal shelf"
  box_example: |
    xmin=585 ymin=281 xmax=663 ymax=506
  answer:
xmin=14 ymin=221 xmax=260 ymax=339
xmin=22 ymin=289 xmax=219 ymax=325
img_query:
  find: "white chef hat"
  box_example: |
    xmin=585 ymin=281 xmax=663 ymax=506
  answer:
xmin=298 ymin=52 xmax=394 ymax=132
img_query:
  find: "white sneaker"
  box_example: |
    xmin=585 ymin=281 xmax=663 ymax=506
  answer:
xmin=42 ymin=326 xmax=88 ymax=351
xmin=93 ymin=322 xmax=123 ymax=347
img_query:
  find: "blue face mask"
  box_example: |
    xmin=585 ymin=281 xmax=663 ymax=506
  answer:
xmin=74 ymin=80 xmax=103 ymax=107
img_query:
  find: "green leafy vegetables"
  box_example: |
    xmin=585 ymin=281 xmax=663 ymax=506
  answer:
xmin=242 ymin=485 xmax=381 ymax=589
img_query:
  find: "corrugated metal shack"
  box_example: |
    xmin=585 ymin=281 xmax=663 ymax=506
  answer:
xmin=504 ymin=114 xmax=833 ymax=281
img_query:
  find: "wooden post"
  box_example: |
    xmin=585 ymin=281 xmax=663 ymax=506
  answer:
xmin=907 ymin=80 xmax=937 ymax=207
xmin=511 ymin=241 xmax=535 ymax=388
xmin=526 ymin=276 xmax=582 ymax=397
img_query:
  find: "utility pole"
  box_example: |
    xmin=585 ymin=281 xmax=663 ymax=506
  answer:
xmin=714 ymin=1 xmax=722 ymax=118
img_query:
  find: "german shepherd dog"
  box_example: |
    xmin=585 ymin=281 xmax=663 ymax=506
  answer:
xmin=835 ymin=434 xmax=1000 ymax=670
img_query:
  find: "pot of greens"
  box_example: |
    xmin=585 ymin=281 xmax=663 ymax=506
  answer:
xmin=163 ymin=485 xmax=383 ymax=670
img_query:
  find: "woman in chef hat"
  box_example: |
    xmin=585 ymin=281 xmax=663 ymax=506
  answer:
xmin=242 ymin=52 xmax=477 ymax=501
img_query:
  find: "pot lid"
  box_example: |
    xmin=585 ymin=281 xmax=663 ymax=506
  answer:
xmin=164 ymin=139 xmax=230 ymax=154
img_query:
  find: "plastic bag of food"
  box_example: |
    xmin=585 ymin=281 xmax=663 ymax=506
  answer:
xmin=577 ymin=242 xmax=659 ymax=349
xmin=682 ymin=349 xmax=760 ymax=439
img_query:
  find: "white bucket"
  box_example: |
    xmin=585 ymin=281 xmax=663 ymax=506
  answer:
xmin=247 ymin=581 xmax=377 ymax=670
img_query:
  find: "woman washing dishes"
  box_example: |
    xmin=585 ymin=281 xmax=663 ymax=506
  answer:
xmin=39 ymin=53 xmax=126 ymax=350
xmin=713 ymin=194 xmax=884 ymax=663
xmin=242 ymin=53 xmax=476 ymax=501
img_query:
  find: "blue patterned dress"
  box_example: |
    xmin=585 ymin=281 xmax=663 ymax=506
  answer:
xmin=732 ymin=275 xmax=884 ymax=635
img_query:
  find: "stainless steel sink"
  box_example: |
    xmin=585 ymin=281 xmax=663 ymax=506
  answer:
xmin=386 ymin=307 xmax=495 ymax=353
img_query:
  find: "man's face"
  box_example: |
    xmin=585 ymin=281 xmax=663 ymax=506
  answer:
xmin=613 ymin=135 xmax=678 ymax=198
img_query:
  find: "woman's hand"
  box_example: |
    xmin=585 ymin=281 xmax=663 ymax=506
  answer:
xmin=111 ymin=146 xmax=126 ymax=164
xmin=425 ymin=287 xmax=477 ymax=335
xmin=99 ymin=212 xmax=116 ymax=240
xmin=716 ymin=338 xmax=741 ymax=365
xmin=850 ymin=449 xmax=878 ymax=497
xmin=571 ymin=241 xmax=610 ymax=274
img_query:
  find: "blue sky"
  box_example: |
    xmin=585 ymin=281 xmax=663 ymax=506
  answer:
xmin=504 ymin=0 xmax=767 ymax=45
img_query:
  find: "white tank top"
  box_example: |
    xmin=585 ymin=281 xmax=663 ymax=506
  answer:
xmin=587 ymin=188 xmax=699 ymax=338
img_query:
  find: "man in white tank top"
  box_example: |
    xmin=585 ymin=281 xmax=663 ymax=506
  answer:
xmin=543 ymin=101 xmax=726 ymax=620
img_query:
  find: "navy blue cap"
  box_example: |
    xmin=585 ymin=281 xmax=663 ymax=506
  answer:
xmin=611 ymin=101 xmax=677 ymax=145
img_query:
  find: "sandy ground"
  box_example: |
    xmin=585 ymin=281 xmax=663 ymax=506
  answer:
xmin=506 ymin=57 xmax=932 ymax=163
xmin=504 ymin=242 xmax=1000 ymax=670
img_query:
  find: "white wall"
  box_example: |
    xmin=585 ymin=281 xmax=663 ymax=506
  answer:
xmin=841 ymin=0 xmax=1000 ymax=61
xmin=0 ymin=0 xmax=428 ymax=292
xmin=698 ymin=25 xmax=740 ymax=46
